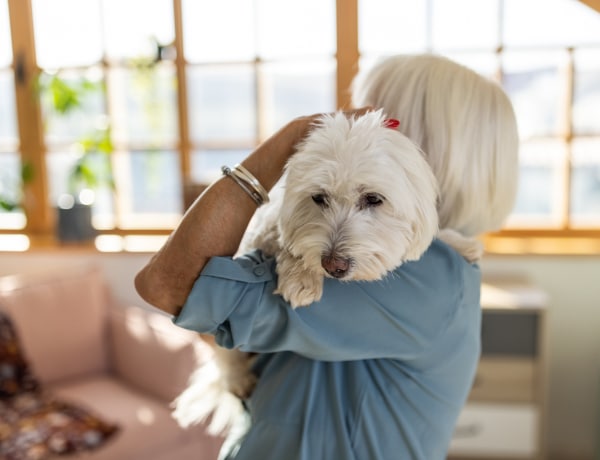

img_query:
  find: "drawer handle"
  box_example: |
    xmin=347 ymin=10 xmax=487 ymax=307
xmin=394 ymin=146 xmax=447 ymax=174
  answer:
xmin=453 ymin=423 xmax=483 ymax=439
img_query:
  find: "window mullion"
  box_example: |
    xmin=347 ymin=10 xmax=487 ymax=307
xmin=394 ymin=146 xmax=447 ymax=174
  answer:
xmin=7 ymin=0 xmax=51 ymax=236
xmin=173 ymin=0 xmax=191 ymax=182
xmin=561 ymin=48 xmax=575 ymax=230
xmin=335 ymin=0 xmax=358 ymax=109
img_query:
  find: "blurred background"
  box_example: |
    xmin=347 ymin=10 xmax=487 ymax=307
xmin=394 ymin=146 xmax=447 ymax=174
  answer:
xmin=1 ymin=1 xmax=599 ymax=459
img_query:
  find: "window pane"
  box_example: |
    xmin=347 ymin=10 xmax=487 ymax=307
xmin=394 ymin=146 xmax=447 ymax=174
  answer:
xmin=187 ymin=65 xmax=256 ymax=143
xmin=183 ymin=0 xmax=255 ymax=63
xmin=359 ymin=0 xmax=427 ymax=56
xmin=573 ymin=49 xmax=600 ymax=136
xmin=38 ymin=70 xmax=106 ymax=147
xmin=109 ymin=64 xmax=177 ymax=146
xmin=32 ymin=0 xmax=103 ymax=68
xmin=261 ymin=60 xmax=336 ymax=134
xmin=0 ymin=0 xmax=11 ymax=67
xmin=0 ymin=152 xmax=25 ymax=229
xmin=102 ymin=0 xmax=174 ymax=60
xmin=47 ymin=150 xmax=114 ymax=228
xmin=571 ymin=139 xmax=600 ymax=226
xmin=504 ymin=0 xmax=600 ymax=48
xmin=442 ymin=52 xmax=499 ymax=79
xmin=45 ymin=150 xmax=76 ymax=206
xmin=191 ymin=149 xmax=251 ymax=184
xmin=0 ymin=71 xmax=17 ymax=147
xmin=502 ymin=51 xmax=565 ymax=140
xmin=507 ymin=140 xmax=566 ymax=227
xmin=115 ymin=150 xmax=182 ymax=228
xmin=256 ymin=0 xmax=335 ymax=59
xmin=432 ymin=0 xmax=499 ymax=51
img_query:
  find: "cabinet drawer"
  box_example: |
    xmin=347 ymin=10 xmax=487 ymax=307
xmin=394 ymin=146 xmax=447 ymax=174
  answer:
xmin=469 ymin=357 xmax=536 ymax=403
xmin=449 ymin=403 xmax=538 ymax=457
xmin=481 ymin=311 xmax=539 ymax=357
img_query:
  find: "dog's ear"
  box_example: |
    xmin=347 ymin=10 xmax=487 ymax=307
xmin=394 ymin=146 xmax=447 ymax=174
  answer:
xmin=403 ymin=224 xmax=437 ymax=261
xmin=402 ymin=199 xmax=439 ymax=261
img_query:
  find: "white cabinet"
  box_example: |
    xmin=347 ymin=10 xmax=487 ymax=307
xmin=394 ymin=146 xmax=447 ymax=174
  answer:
xmin=451 ymin=403 xmax=538 ymax=457
xmin=448 ymin=279 xmax=548 ymax=460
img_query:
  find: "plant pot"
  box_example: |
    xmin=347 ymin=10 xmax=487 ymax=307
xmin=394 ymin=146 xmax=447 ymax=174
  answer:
xmin=56 ymin=202 xmax=96 ymax=243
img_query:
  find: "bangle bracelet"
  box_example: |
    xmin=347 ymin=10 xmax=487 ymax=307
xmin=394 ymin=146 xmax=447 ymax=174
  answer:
xmin=221 ymin=165 xmax=270 ymax=207
xmin=232 ymin=164 xmax=270 ymax=205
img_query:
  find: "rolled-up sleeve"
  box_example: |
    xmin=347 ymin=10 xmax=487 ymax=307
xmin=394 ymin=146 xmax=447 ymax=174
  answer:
xmin=174 ymin=243 xmax=473 ymax=362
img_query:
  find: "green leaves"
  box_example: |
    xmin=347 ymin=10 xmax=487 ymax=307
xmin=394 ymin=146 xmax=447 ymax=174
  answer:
xmin=0 ymin=162 xmax=34 ymax=212
xmin=36 ymin=72 xmax=115 ymax=196
xmin=37 ymin=73 xmax=101 ymax=115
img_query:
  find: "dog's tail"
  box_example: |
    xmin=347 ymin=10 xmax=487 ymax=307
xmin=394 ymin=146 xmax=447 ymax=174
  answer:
xmin=171 ymin=359 xmax=246 ymax=436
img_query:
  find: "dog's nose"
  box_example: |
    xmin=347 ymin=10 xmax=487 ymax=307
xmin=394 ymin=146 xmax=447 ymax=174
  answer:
xmin=321 ymin=255 xmax=350 ymax=279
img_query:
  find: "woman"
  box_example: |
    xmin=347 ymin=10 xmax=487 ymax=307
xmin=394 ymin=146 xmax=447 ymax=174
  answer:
xmin=135 ymin=54 xmax=519 ymax=460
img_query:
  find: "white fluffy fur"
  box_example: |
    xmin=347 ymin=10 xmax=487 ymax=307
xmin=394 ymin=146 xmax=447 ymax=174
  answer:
xmin=172 ymin=110 xmax=481 ymax=435
xmin=352 ymin=54 xmax=519 ymax=237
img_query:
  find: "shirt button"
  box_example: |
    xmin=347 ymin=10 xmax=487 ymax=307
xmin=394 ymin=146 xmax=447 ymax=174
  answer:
xmin=253 ymin=266 xmax=266 ymax=276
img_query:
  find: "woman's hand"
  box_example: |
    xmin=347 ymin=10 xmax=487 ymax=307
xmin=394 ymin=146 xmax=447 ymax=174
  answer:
xmin=242 ymin=106 xmax=373 ymax=191
xmin=134 ymin=107 xmax=373 ymax=315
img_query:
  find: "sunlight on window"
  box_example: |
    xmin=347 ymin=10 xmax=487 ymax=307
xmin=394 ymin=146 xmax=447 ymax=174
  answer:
xmin=359 ymin=0 xmax=427 ymax=55
xmin=508 ymin=140 xmax=567 ymax=227
xmin=358 ymin=0 xmax=600 ymax=236
xmin=504 ymin=0 xmax=600 ymax=47
xmin=432 ymin=0 xmax=499 ymax=50
xmin=183 ymin=0 xmax=255 ymax=63
xmin=3 ymin=0 xmax=600 ymax=246
xmin=0 ymin=0 xmax=11 ymax=67
xmin=0 ymin=234 xmax=30 ymax=252
xmin=95 ymin=234 xmax=168 ymax=252
xmin=571 ymin=139 xmax=600 ymax=226
xmin=32 ymin=0 xmax=103 ymax=68
xmin=102 ymin=0 xmax=174 ymax=60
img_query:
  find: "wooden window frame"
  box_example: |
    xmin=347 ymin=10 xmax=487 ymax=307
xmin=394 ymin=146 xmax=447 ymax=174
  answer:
xmin=3 ymin=0 xmax=600 ymax=254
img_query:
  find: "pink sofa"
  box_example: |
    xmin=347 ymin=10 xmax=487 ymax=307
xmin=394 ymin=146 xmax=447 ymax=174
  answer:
xmin=0 ymin=265 xmax=223 ymax=460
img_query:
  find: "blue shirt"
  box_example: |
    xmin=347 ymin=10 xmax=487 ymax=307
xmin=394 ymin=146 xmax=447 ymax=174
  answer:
xmin=174 ymin=239 xmax=481 ymax=460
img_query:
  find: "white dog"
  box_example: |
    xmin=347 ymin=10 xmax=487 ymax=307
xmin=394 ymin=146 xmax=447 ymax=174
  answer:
xmin=172 ymin=110 xmax=482 ymax=435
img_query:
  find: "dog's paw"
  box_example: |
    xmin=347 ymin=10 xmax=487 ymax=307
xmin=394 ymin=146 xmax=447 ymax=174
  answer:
xmin=276 ymin=249 xmax=325 ymax=308
xmin=276 ymin=272 xmax=324 ymax=308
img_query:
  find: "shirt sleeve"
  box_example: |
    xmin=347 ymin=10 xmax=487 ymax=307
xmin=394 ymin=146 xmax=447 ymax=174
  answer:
xmin=173 ymin=241 xmax=475 ymax=362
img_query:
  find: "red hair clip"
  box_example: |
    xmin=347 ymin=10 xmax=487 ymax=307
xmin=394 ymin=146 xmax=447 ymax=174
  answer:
xmin=383 ymin=118 xmax=400 ymax=129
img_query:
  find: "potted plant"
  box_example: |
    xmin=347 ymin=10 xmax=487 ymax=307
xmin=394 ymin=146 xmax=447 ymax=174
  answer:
xmin=37 ymin=72 xmax=115 ymax=242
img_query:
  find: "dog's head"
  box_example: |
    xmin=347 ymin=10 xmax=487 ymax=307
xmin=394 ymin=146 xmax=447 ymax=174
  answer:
xmin=278 ymin=110 xmax=439 ymax=281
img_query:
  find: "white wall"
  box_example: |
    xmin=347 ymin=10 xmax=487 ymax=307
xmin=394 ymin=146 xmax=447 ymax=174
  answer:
xmin=1 ymin=250 xmax=599 ymax=459
xmin=480 ymin=255 xmax=600 ymax=460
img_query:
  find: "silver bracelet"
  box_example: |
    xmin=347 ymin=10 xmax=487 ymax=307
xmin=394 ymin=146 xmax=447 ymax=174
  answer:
xmin=232 ymin=164 xmax=270 ymax=205
xmin=221 ymin=165 xmax=270 ymax=206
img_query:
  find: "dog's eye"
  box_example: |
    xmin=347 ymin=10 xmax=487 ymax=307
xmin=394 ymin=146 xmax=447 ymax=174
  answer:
xmin=360 ymin=193 xmax=384 ymax=209
xmin=311 ymin=193 xmax=328 ymax=207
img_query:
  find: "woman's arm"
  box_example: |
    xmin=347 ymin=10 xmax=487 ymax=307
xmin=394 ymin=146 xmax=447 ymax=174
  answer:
xmin=174 ymin=240 xmax=478 ymax=362
xmin=135 ymin=109 xmax=372 ymax=315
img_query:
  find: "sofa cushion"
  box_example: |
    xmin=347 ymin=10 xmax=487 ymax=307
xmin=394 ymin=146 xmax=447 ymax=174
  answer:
xmin=0 ymin=267 xmax=109 ymax=384
xmin=49 ymin=375 xmax=222 ymax=460
xmin=0 ymin=307 xmax=119 ymax=460
xmin=0 ymin=391 xmax=120 ymax=460
xmin=0 ymin=310 xmax=39 ymax=396
xmin=108 ymin=305 xmax=214 ymax=402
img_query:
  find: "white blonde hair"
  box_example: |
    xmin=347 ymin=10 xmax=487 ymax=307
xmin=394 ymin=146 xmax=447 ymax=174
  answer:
xmin=352 ymin=54 xmax=519 ymax=236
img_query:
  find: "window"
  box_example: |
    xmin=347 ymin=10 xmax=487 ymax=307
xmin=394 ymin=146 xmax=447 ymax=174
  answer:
xmin=1 ymin=0 xmax=599 ymax=253
xmin=0 ymin=0 xmax=22 ymax=230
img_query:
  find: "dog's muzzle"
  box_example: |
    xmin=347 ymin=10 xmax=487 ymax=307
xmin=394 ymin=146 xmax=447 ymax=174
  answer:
xmin=321 ymin=255 xmax=351 ymax=279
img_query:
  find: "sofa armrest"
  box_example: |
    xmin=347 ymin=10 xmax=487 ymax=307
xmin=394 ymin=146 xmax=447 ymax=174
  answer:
xmin=108 ymin=304 xmax=213 ymax=403
xmin=0 ymin=266 xmax=110 ymax=385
